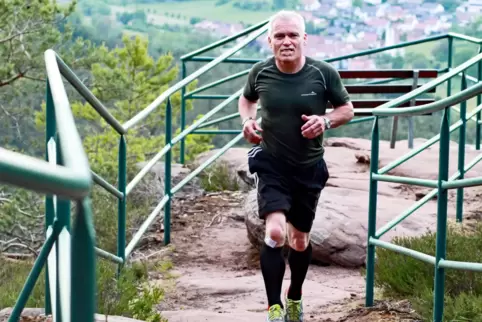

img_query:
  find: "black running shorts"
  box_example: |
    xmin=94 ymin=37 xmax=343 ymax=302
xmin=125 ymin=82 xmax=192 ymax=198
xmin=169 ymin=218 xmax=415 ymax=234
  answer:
xmin=247 ymin=145 xmax=330 ymax=233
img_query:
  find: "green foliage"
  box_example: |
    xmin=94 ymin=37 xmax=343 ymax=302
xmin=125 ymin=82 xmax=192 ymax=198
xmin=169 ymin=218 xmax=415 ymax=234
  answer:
xmin=78 ymin=0 xmax=112 ymax=16
xmin=0 ymin=257 xmax=46 ymax=309
xmin=0 ymin=188 xmax=43 ymax=236
xmin=197 ymin=161 xmax=240 ymax=191
xmin=0 ymin=256 xmax=169 ymax=320
xmin=35 ymin=34 xmax=214 ymax=182
xmin=373 ymin=223 xmax=482 ymax=321
xmin=0 ymin=0 xmax=101 ymax=88
xmin=0 ymin=0 xmax=109 ymax=153
xmin=128 ymin=286 xmax=167 ymax=322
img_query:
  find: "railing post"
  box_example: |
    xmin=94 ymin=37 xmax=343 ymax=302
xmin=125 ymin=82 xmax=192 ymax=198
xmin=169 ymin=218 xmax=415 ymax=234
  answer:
xmin=164 ymin=98 xmax=172 ymax=245
xmin=365 ymin=116 xmax=379 ymax=307
xmin=71 ymin=198 xmax=96 ymax=322
xmin=55 ymin=137 xmax=70 ymax=322
xmin=407 ymin=70 xmax=419 ymax=149
xmin=447 ymin=36 xmax=453 ymax=122
xmin=433 ymin=107 xmax=450 ymax=322
xmin=476 ymin=45 xmax=482 ymax=150
xmin=456 ymin=73 xmax=467 ymax=222
xmin=45 ymin=79 xmax=55 ymax=315
xmin=180 ymin=61 xmax=187 ymax=164
xmin=117 ymin=136 xmax=127 ymax=269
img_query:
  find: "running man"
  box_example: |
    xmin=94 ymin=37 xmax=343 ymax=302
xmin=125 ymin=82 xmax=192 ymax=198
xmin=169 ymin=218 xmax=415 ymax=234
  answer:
xmin=238 ymin=10 xmax=354 ymax=322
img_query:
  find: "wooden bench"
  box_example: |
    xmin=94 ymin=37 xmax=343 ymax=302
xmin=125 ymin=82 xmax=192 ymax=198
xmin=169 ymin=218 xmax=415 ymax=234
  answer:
xmin=330 ymin=69 xmax=439 ymax=114
xmin=329 ymin=69 xmax=439 ymax=148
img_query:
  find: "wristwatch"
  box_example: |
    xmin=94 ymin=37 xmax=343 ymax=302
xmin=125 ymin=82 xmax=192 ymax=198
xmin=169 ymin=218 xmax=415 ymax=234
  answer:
xmin=322 ymin=117 xmax=332 ymax=129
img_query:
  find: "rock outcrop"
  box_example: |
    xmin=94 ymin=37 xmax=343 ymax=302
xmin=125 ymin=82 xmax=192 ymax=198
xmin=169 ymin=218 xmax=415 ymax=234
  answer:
xmin=196 ymin=138 xmax=482 ymax=268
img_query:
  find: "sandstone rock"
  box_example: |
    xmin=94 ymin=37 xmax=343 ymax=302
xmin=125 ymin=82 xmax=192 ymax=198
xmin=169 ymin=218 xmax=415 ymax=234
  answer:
xmin=227 ymin=137 xmax=482 ymax=268
xmin=134 ymin=161 xmax=203 ymax=198
xmin=193 ymin=147 xmax=253 ymax=192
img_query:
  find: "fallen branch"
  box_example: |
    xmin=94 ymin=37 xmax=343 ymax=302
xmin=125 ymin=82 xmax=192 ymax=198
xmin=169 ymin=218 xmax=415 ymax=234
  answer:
xmin=1 ymin=241 xmax=39 ymax=256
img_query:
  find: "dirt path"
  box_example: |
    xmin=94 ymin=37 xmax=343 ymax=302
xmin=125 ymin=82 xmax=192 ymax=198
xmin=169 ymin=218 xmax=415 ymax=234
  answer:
xmin=152 ymin=191 xmax=421 ymax=322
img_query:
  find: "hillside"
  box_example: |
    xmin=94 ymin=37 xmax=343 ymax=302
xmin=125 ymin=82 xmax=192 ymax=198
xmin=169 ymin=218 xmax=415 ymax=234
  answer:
xmin=120 ymin=0 xmax=280 ymax=24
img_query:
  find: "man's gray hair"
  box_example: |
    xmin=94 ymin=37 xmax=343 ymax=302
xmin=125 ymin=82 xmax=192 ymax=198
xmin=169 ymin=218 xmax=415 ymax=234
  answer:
xmin=267 ymin=10 xmax=306 ymax=35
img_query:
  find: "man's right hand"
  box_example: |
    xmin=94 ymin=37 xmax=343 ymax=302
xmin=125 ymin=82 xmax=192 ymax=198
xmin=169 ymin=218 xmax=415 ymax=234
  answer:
xmin=242 ymin=119 xmax=263 ymax=144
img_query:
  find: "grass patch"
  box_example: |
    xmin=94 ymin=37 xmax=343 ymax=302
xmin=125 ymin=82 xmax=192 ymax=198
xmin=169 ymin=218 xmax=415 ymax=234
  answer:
xmin=197 ymin=160 xmax=241 ymax=192
xmin=404 ymin=41 xmax=439 ymax=57
xmin=373 ymin=222 xmax=482 ymax=321
xmin=0 ymin=255 xmax=173 ymax=321
xmin=126 ymin=0 xmax=275 ymax=24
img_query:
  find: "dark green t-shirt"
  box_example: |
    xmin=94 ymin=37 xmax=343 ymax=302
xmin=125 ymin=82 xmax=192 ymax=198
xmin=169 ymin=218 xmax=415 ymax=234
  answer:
xmin=243 ymin=56 xmax=350 ymax=168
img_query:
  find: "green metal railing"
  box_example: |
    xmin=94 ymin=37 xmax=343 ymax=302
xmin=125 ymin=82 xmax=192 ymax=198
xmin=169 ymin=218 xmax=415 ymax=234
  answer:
xmin=2 ymin=16 xmax=482 ymax=322
xmin=1 ymin=19 xmax=269 ymax=322
xmin=1 ymin=50 xmax=96 ymax=322
xmin=365 ymin=49 xmax=482 ymax=322
xmin=179 ymin=31 xmax=482 ymax=160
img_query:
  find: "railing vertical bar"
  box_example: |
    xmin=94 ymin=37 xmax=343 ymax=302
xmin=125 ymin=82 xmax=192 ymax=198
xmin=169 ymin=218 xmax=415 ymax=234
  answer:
xmin=180 ymin=62 xmax=187 ymax=164
xmin=476 ymin=45 xmax=482 ymax=150
xmin=71 ymin=199 xmax=96 ymax=322
xmin=164 ymin=98 xmax=173 ymax=245
xmin=58 ymin=227 xmax=71 ymax=322
xmin=118 ymin=135 xmax=127 ymax=271
xmin=46 ymin=139 xmax=57 ymax=322
xmin=55 ymin=136 xmax=69 ymax=322
xmin=8 ymin=224 xmax=59 ymax=322
xmin=365 ymin=116 xmax=380 ymax=307
xmin=407 ymin=70 xmax=419 ymax=149
xmin=44 ymin=79 xmax=56 ymax=316
xmin=456 ymin=73 xmax=467 ymax=222
xmin=433 ymin=107 xmax=451 ymax=322
xmin=447 ymin=36 xmax=454 ymax=122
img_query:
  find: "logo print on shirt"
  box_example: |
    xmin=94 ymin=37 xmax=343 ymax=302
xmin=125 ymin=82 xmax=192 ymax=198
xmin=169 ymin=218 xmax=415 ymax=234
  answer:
xmin=301 ymin=91 xmax=317 ymax=96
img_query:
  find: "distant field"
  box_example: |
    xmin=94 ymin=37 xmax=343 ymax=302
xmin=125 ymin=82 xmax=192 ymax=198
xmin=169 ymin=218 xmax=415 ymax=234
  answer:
xmin=126 ymin=0 xmax=275 ymax=24
xmin=404 ymin=39 xmax=440 ymax=57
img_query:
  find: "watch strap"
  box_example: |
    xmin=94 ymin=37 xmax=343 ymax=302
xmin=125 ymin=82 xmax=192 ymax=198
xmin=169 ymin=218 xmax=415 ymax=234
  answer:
xmin=242 ymin=117 xmax=254 ymax=125
xmin=323 ymin=117 xmax=331 ymax=129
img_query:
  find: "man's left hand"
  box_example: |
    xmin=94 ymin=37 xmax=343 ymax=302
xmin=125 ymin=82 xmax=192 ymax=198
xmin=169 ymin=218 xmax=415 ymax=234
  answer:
xmin=301 ymin=114 xmax=326 ymax=139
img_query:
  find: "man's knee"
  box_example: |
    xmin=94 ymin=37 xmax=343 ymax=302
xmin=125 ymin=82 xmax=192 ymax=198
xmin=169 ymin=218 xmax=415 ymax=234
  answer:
xmin=264 ymin=212 xmax=287 ymax=247
xmin=288 ymin=224 xmax=310 ymax=251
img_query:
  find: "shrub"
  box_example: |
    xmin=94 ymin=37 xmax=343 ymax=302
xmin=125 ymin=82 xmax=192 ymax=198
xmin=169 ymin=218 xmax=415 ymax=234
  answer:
xmin=0 ymin=255 xmax=172 ymax=321
xmin=197 ymin=161 xmax=240 ymax=192
xmin=374 ymin=222 xmax=482 ymax=321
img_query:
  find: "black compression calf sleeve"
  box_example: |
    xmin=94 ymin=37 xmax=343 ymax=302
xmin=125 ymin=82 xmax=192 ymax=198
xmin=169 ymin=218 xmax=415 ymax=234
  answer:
xmin=260 ymin=243 xmax=286 ymax=308
xmin=287 ymin=243 xmax=312 ymax=301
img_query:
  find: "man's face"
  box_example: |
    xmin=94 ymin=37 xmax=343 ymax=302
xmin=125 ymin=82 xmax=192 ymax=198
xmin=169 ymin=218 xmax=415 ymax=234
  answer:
xmin=268 ymin=18 xmax=306 ymax=63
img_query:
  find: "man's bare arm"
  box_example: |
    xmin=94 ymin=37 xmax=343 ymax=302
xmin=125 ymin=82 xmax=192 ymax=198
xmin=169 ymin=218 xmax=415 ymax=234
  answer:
xmin=238 ymin=95 xmax=258 ymax=121
xmin=239 ymin=95 xmax=263 ymax=144
xmin=325 ymin=101 xmax=354 ymax=129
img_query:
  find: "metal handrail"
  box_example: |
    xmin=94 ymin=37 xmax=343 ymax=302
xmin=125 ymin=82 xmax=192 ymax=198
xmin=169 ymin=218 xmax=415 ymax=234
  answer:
xmin=370 ymin=51 xmax=482 ymax=113
xmin=55 ymin=53 xmax=126 ymax=134
xmin=373 ymin=81 xmax=482 ymax=116
xmin=448 ymin=32 xmax=482 ymax=44
xmin=180 ymin=19 xmax=269 ymax=60
xmin=0 ymin=50 xmax=95 ymax=200
xmin=44 ymin=50 xmax=93 ymax=183
xmin=122 ymin=23 xmax=269 ymax=131
xmin=0 ymin=148 xmax=90 ymax=199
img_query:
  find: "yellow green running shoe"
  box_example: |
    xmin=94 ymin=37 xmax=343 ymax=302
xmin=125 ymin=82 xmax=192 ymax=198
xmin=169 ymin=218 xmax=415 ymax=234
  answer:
xmin=266 ymin=304 xmax=285 ymax=322
xmin=284 ymin=293 xmax=303 ymax=322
